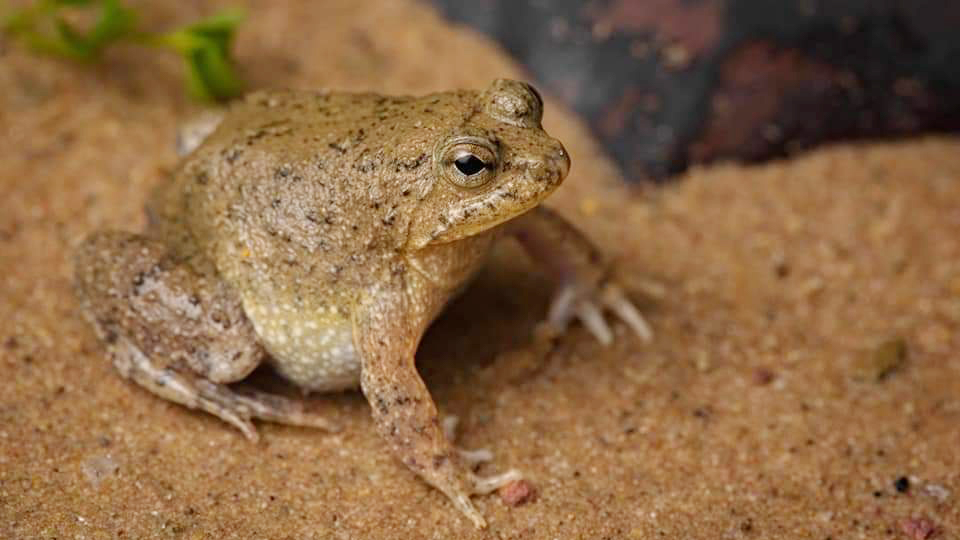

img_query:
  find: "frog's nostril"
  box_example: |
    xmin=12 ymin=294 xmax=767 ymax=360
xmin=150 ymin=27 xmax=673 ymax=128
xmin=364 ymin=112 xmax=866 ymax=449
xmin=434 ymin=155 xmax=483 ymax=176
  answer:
xmin=553 ymin=146 xmax=571 ymax=179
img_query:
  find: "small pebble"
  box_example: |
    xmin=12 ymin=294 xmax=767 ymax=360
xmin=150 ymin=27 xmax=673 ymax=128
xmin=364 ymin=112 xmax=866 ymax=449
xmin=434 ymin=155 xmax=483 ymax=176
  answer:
xmin=82 ymin=455 xmax=119 ymax=488
xmin=899 ymin=516 xmax=937 ymax=540
xmin=894 ymin=476 xmax=910 ymax=493
xmin=853 ymin=338 xmax=908 ymax=381
xmin=499 ymin=479 xmax=536 ymax=506
xmin=752 ymin=367 xmax=775 ymax=385
xmin=923 ymin=483 xmax=951 ymax=502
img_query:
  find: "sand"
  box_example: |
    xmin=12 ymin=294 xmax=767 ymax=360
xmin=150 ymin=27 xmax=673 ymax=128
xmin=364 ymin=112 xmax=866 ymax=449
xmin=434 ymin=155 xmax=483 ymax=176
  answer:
xmin=1 ymin=1 xmax=958 ymax=538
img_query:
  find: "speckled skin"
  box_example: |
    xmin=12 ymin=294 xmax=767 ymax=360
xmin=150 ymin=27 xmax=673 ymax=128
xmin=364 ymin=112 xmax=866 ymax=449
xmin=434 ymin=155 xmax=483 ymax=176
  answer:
xmin=74 ymin=79 xmax=651 ymax=528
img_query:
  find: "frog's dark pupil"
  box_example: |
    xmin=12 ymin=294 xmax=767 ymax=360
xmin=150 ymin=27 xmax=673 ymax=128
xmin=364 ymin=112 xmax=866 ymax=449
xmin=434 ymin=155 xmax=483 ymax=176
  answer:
xmin=454 ymin=154 xmax=486 ymax=176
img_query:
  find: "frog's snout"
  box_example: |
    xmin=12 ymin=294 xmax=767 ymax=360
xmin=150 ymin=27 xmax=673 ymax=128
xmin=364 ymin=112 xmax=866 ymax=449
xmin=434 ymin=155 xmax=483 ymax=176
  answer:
xmin=551 ymin=143 xmax=571 ymax=181
xmin=526 ymin=140 xmax=570 ymax=191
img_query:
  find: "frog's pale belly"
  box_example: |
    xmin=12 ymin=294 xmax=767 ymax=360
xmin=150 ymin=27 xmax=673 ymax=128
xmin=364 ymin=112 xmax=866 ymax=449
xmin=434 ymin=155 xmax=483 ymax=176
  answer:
xmin=243 ymin=299 xmax=360 ymax=391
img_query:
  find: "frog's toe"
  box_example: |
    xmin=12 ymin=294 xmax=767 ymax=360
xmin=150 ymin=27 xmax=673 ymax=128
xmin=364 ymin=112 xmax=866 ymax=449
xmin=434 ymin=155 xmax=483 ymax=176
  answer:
xmin=441 ymin=415 xmax=494 ymax=465
xmin=469 ymin=469 xmax=523 ymax=494
xmin=600 ymin=283 xmax=653 ymax=342
xmin=440 ymin=469 xmax=522 ymax=528
xmin=545 ymin=282 xmax=653 ymax=345
xmin=459 ymin=448 xmax=494 ymax=465
xmin=545 ymin=285 xmax=578 ymax=330
xmin=193 ymin=384 xmax=261 ymax=442
xmin=110 ymin=339 xmax=262 ymax=442
xmin=115 ymin=338 xmax=336 ymax=442
xmin=576 ymin=301 xmax=613 ymax=345
xmin=231 ymin=386 xmax=341 ymax=432
xmin=449 ymin=492 xmax=487 ymax=529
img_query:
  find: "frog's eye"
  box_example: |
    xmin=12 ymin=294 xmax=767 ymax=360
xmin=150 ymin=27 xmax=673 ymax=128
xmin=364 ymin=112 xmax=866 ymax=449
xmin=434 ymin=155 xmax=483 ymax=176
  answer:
xmin=439 ymin=140 xmax=497 ymax=189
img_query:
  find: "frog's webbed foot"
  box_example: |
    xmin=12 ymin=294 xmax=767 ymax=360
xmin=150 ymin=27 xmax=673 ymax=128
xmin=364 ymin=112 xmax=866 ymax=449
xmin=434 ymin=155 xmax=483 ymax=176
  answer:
xmin=469 ymin=469 xmax=523 ymax=494
xmin=507 ymin=205 xmax=654 ymax=345
xmin=442 ymin=468 xmax=523 ymax=528
xmin=546 ymin=281 xmax=653 ymax=345
xmin=439 ymin=467 xmax=523 ymax=528
xmin=229 ymin=385 xmax=340 ymax=433
xmin=110 ymin=335 xmax=258 ymax=440
xmin=111 ymin=336 xmax=337 ymax=442
xmin=442 ymin=415 xmax=522 ymax=522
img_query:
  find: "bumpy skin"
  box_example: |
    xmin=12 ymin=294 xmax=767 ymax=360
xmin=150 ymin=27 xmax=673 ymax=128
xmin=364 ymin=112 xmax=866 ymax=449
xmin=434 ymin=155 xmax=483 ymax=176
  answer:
xmin=75 ymin=79 xmax=651 ymax=528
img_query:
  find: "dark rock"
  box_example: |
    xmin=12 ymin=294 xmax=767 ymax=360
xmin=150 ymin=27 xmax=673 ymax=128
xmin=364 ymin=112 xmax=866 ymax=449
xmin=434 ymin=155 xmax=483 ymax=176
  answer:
xmin=431 ymin=0 xmax=960 ymax=181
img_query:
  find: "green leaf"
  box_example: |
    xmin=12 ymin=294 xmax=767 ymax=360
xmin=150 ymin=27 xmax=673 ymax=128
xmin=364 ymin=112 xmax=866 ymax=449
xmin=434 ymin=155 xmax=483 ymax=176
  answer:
xmin=3 ymin=1 xmax=244 ymax=101
xmin=52 ymin=15 xmax=93 ymax=58
xmin=161 ymin=9 xmax=244 ymax=55
xmin=85 ymin=0 xmax=136 ymax=48
xmin=183 ymin=9 xmax=244 ymax=37
xmin=2 ymin=2 xmax=44 ymax=34
xmin=51 ymin=0 xmax=96 ymax=6
xmin=3 ymin=0 xmax=135 ymax=60
xmin=158 ymin=9 xmax=245 ymax=101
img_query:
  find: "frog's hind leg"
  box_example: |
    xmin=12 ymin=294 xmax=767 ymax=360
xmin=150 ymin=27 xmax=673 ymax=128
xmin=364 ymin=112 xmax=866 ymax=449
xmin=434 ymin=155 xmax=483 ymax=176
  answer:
xmin=110 ymin=335 xmax=259 ymax=440
xmin=75 ymin=230 xmax=337 ymax=441
xmin=110 ymin=335 xmax=336 ymax=441
xmin=227 ymin=385 xmax=339 ymax=432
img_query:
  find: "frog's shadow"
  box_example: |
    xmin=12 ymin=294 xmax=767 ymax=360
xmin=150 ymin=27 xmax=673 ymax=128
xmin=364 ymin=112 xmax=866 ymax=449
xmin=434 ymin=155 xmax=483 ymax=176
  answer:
xmin=243 ymin=244 xmax=550 ymax=402
xmin=417 ymin=245 xmax=551 ymax=392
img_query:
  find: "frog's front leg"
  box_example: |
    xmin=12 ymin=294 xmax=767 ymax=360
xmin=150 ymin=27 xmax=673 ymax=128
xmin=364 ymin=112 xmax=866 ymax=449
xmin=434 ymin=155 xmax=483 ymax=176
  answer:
xmin=506 ymin=206 xmax=653 ymax=344
xmin=354 ymin=286 xmax=519 ymax=529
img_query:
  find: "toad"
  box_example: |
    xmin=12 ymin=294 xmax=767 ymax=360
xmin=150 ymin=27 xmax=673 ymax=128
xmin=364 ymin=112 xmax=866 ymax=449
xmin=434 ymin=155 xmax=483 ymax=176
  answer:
xmin=75 ymin=79 xmax=651 ymax=527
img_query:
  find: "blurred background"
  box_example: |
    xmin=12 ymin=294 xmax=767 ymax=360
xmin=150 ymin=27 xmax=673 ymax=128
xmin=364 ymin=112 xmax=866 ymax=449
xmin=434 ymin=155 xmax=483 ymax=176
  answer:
xmin=432 ymin=0 xmax=960 ymax=180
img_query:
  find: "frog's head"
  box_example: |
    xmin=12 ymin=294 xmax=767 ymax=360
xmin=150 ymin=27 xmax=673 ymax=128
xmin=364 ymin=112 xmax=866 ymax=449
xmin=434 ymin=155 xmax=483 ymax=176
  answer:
xmin=407 ymin=79 xmax=570 ymax=248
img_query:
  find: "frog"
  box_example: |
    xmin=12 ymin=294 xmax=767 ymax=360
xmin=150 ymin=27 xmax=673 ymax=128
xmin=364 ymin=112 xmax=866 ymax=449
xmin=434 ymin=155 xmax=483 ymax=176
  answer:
xmin=74 ymin=79 xmax=652 ymax=528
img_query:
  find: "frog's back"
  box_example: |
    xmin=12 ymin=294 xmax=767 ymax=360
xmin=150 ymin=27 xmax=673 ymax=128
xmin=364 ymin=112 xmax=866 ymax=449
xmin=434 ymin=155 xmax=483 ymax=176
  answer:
xmin=149 ymin=88 xmax=476 ymax=296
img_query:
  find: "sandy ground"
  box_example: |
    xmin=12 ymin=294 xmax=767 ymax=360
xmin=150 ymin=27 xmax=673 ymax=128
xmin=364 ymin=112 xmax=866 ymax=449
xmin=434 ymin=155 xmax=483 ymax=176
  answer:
xmin=1 ymin=1 xmax=958 ymax=538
